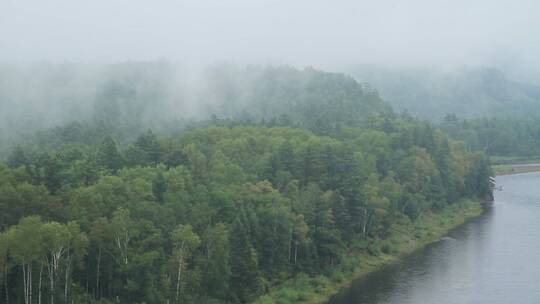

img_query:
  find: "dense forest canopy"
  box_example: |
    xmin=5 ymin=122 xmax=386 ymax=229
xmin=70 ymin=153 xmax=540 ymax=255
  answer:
xmin=0 ymin=65 xmax=493 ymax=304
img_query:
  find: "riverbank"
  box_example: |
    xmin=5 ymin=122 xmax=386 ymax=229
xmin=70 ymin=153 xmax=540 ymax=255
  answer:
xmin=491 ymin=155 xmax=540 ymax=176
xmin=493 ymin=163 xmax=540 ymax=176
xmin=253 ymin=200 xmax=483 ymax=304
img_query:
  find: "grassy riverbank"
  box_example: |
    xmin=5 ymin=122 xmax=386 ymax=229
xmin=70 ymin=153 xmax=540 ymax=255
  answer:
xmin=491 ymin=155 xmax=540 ymax=175
xmin=493 ymin=164 xmax=540 ymax=176
xmin=490 ymin=155 xmax=540 ymax=165
xmin=253 ymin=200 xmax=483 ymax=304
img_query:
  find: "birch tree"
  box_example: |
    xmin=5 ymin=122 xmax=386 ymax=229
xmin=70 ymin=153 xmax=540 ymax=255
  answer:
xmin=170 ymin=224 xmax=200 ymax=304
xmin=40 ymin=222 xmax=70 ymax=304
xmin=0 ymin=231 xmax=12 ymax=304
xmin=111 ymin=208 xmax=133 ymax=265
xmin=63 ymin=222 xmax=88 ymax=303
xmin=89 ymin=217 xmax=110 ymax=300
xmin=10 ymin=216 xmax=44 ymax=304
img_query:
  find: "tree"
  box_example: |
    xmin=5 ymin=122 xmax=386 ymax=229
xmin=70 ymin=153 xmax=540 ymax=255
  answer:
xmin=125 ymin=130 xmax=161 ymax=166
xmin=110 ymin=208 xmax=134 ymax=265
xmin=0 ymin=108 xmax=497 ymax=303
xmin=290 ymin=214 xmax=309 ymax=268
xmin=0 ymin=231 xmax=12 ymax=304
xmin=230 ymin=217 xmax=262 ymax=303
xmin=43 ymin=154 xmax=62 ymax=195
xmin=199 ymin=223 xmax=231 ymax=300
xmin=62 ymin=222 xmax=88 ymax=303
xmin=96 ymin=135 xmax=123 ymax=172
xmin=257 ymin=204 xmax=294 ymax=279
xmin=183 ymin=144 xmax=207 ymax=182
xmin=40 ymin=221 xmax=71 ymax=304
xmin=170 ymin=224 xmax=200 ymax=304
xmin=89 ymin=217 xmax=111 ymax=300
xmin=359 ymin=174 xmax=391 ymax=237
xmin=9 ymin=216 xmax=44 ymax=304
xmin=312 ymin=191 xmax=343 ymax=267
xmin=152 ymin=171 xmax=167 ymax=203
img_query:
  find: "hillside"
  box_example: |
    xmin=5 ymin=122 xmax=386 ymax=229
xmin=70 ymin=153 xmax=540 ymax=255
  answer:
xmin=0 ymin=64 xmax=392 ymax=157
xmin=345 ymin=65 xmax=540 ymax=120
xmin=0 ymin=64 xmax=494 ymax=304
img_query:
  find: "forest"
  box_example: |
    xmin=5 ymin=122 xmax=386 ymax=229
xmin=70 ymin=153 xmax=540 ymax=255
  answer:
xmin=440 ymin=114 xmax=540 ymax=157
xmin=347 ymin=65 xmax=540 ymax=158
xmin=346 ymin=65 xmax=540 ymax=121
xmin=0 ymin=66 xmax=494 ymax=304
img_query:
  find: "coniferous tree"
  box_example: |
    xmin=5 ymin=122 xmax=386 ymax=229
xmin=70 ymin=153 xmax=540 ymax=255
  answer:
xmin=96 ymin=135 xmax=123 ymax=173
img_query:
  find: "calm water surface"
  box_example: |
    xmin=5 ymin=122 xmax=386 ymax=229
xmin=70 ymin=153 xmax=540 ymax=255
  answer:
xmin=328 ymin=172 xmax=540 ymax=304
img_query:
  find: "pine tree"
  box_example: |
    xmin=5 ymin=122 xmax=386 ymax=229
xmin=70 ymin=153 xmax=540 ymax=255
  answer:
xmin=96 ymin=135 xmax=123 ymax=172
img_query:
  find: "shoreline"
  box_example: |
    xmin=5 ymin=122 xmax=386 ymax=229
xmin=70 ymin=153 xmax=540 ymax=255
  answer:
xmin=254 ymin=200 xmax=484 ymax=304
xmin=493 ymin=163 xmax=540 ymax=176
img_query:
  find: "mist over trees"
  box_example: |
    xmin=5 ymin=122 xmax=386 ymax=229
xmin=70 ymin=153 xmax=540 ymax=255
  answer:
xmin=0 ymin=65 xmax=494 ymax=303
xmin=346 ymin=65 xmax=540 ymax=121
xmin=439 ymin=115 xmax=540 ymax=157
xmin=5 ymin=62 xmax=540 ymax=160
xmin=339 ymin=65 xmax=540 ymax=157
xmin=1 ymin=0 xmax=537 ymax=302
xmin=0 ymin=63 xmax=391 ymax=158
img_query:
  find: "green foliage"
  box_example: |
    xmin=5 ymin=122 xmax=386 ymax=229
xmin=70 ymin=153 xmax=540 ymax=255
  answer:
xmin=439 ymin=115 xmax=540 ymax=159
xmin=0 ymin=66 xmax=493 ymax=303
xmin=348 ymin=66 xmax=540 ymax=121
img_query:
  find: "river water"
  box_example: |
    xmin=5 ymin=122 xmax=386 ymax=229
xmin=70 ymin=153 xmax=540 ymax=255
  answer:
xmin=328 ymin=172 xmax=540 ymax=304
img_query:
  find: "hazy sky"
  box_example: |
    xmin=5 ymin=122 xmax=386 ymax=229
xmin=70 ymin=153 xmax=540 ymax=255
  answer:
xmin=1 ymin=0 xmax=539 ymax=73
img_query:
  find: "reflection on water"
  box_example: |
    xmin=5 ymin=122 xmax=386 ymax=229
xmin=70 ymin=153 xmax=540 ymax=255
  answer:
xmin=328 ymin=172 xmax=540 ymax=304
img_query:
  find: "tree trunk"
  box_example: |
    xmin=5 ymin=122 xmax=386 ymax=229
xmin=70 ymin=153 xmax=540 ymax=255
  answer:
xmin=294 ymin=242 xmax=298 ymax=264
xmin=96 ymin=248 xmax=101 ymax=300
xmin=64 ymin=247 xmax=71 ymax=304
xmin=22 ymin=263 xmax=27 ymax=304
xmin=85 ymin=269 xmax=89 ymax=301
xmin=50 ymin=266 xmax=55 ymax=304
xmin=108 ymin=264 xmax=113 ymax=299
xmin=39 ymin=263 xmax=43 ymax=304
xmin=29 ymin=263 xmax=32 ymax=304
xmin=22 ymin=262 xmax=33 ymax=304
xmin=64 ymin=255 xmax=70 ymax=304
xmin=362 ymin=207 xmax=368 ymax=239
xmin=175 ymin=254 xmax=183 ymax=304
xmin=288 ymin=228 xmax=292 ymax=263
xmin=5 ymin=262 xmax=9 ymax=304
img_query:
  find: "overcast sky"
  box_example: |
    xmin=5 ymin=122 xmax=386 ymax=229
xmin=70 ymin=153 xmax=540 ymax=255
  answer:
xmin=1 ymin=0 xmax=539 ymax=76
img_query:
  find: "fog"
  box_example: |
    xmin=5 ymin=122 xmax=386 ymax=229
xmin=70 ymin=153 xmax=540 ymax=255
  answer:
xmin=1 ymin=0 xmax=539 ymax=79
xmin=1 ymin=0 xmax=540 ymax=155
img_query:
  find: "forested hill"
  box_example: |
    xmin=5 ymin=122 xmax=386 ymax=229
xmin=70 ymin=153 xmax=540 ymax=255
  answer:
xmin=199 ymin=66 xmax=392 ymax=133
xmin=0 ymin=63 xmax=391 ymax=158
xmin=0 ymin=64 xmax=493 ymax=303
xmin=345 ymin=65 xmax=540 ymax=120
xmin=439 ymin=115 xmax=540 ymax=157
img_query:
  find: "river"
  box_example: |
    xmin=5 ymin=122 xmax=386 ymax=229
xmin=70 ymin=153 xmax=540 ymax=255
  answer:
xmin=328 ymin=172 xmax=540 ymax=304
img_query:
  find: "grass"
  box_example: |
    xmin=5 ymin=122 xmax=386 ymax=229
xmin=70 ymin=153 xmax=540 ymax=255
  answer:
xmin=490 ymin=155 xmax=540 ymax=165
xmin=493 ymin=163 xmax=540 ymax=176
xmin=489 ymin=155 xmax=540 ymax=176
xmin=252 ymin=200 xmax=483 ymax=304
